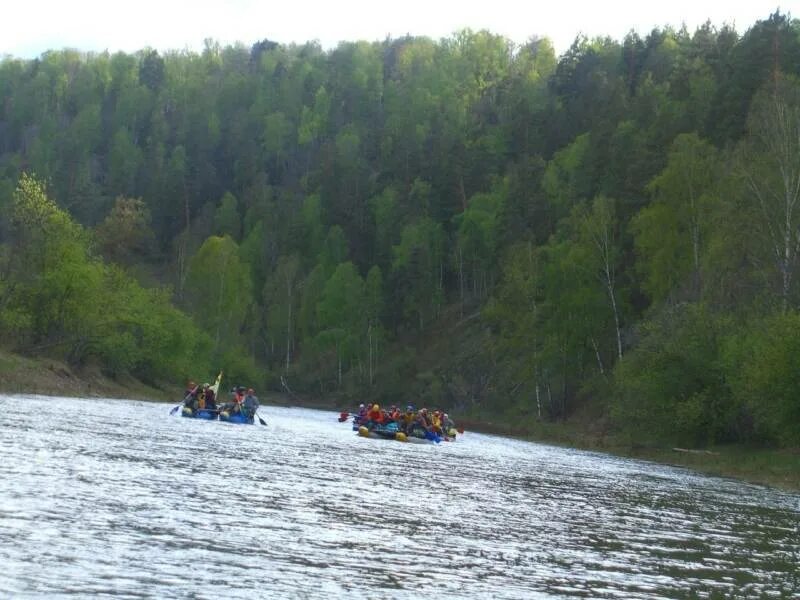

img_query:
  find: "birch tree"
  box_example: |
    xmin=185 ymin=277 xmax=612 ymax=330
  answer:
xmin=635 ymin=133 xmax=718 ymax=302
xmin=739 ymin=78 xmax=800 ymax=312
xmin=580 ymin=195 xmax=624 ymax=359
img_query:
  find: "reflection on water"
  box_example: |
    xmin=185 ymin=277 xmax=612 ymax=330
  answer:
xmin=0 ymin=395 xmax=798 ymax=598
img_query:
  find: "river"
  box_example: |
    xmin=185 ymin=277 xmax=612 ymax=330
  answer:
xmin=0 ymin=394 xmax=798 ymax=598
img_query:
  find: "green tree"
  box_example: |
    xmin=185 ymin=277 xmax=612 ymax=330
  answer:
xmin=95 ymin=196 xmax=156 ymax=265
xmin=725 ymin=311 xmax=800 ymax=446
xmin=613 ymin=305 xmax=735 ymax=447
xmin=392 ymin=218 xmax=444 ymax=330
xmin=633 ymin=133 xmax=719 ymax=303
xmin=185 ymin=235 xmax=252 ymax=353
xmin=264 ymin=254 xmax=302 ymax=372
xmin=364 ymin=265 xmax=385 ymax=385
xmin=3 ymin=173 xmax=100 ymax=349
xmin=316 ymin=261 xmax=366 ymax=385
xmin=213 ymin=191 xmax=241 ymax=240
xmin=738 ymin=78 xmax=800 ymax=311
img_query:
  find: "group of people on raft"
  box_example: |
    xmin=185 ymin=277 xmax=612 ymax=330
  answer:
xmin=183 ymin=381 xmax=260 ymax=420
xmin=353 ymin=403 xmax=457 ymax=440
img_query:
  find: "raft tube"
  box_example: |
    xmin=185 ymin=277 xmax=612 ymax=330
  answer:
xmin=219 ymin=410 xmax=254 ymax=425
xmin=181 ymin=407 xmax=218 ymax=420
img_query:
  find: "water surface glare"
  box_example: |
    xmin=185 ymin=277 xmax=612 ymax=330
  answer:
xmin=1 ymin=395 xmax=798 ymax=598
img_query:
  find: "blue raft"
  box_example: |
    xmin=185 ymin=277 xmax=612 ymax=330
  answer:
xmin=181 ymin=407 xmax=218 ymax=420
xmin=180 ymin=406 xmax=254 ymax=424
xmin=219 ymin=410 xmax=254 ymax=425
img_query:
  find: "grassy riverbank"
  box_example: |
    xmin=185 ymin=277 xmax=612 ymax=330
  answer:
xmin=0 ymin=349 xmax=177 ymax=402
xmin=456 ymin=413 xmax=800 ymax=493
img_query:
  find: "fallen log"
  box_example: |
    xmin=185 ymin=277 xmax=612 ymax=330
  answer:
xmin=672 ymin=447 xmax=720 ymax=456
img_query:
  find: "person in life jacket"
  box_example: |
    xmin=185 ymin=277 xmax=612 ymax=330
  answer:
xmin=442 ymin=412 xmax=455 ymax=432
xmin=197 ymin=384 xmax=208 ymax=410
xmin=232 ymin=386 xmax=246 ymax=413
xmin=184 ymin=381 xmax=199 ymax=411
xmin=222 ymin=386 xmax=245 ymax=414
xmin=242 ymin=388 xmax=259 ymax=420
xmin=389 ymin=405 xmax=400 ymax=422
xmin=365 ymin=403 xmax=384 ymax=428
xmin=400 ymin=405 xmax=415 ymax=433
xmin=200 ymin=383 xmax=217 ymax=410
xmin=414 ymin=408 xmax=432 ymax=434
xmin=431 ymin=410 xmax=444 ymax=436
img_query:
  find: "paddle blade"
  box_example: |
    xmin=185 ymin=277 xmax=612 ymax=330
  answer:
xmin=169 ymin=403 xmax=182 ymax=415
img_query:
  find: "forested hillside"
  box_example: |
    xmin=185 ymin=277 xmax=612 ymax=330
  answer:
xmin=1 ymin=13 xmax=799 ymax=448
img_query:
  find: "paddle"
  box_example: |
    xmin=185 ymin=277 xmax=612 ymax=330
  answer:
xmin=255 ymin=411 xmax=267 ymax=426
xmin=170 ymin=390 xmax=195 ymax=415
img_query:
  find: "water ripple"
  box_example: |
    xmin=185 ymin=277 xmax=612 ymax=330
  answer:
xmin=0 ymin=394 xmax=798 ymax=598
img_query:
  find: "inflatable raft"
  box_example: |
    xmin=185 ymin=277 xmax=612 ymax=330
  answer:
xmin=357 ymin=422 xmax=444 ymax=443
xmin=219 ymin=410 xmax=254 ymax=425
xmin=181 ymin=407 xmax=218 ymax=420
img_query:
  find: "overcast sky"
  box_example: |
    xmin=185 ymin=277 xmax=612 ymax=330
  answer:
xmin=0 ymin=1 xmax=790 ymax=58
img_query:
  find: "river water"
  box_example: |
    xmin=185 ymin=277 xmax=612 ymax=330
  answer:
xmin=0 ymin=395 xmax=798 ymax=599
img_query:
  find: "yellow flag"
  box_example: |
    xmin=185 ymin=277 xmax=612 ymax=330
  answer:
xmin=209 ymin=372 xmax=223 ymax=396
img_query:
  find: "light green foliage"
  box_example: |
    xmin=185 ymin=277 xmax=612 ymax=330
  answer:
xmin=369 ymin=187 xmax=400 ymax=265
xmin=633 ymin=133 xmax=718 ymax=303
xmin=318 ymin=225 xmax=349 ymax=274
xmin=213 ymin=191 xmax=241 ymax=240
xmin=455 ymin=189 xmax=503 ymax=299
xmin=298 ymin=86 xmax=329 ymax=146
xmin=92 ymin=267 xmax=212 ymax=380
xmin=95 ymin=196 xmax=156 ymax=265
xmin=1 ymin=174 xmax=208 ymax=380
xmin=185 ymin=235 xmax=252 ymax=353
xmin=725 ymin=312 xmax=800 ymax=446
xmin=737 ymin=78 xmax=800 ymax=310
xmin=317 ymin=262 xmax=365 ymax=336
xmin=538 ymin=233 xmax=609 ymax=391
xmin=315 ymin=262 xmax=366 ymax=382
xmin=576 ymin=195 xmax=624 ymax=359
xmin=263 ymin=254 xmax=302 ymax=369
xmin=238 ymin=221 xmax=267 ymax=293
xmin=298 ymin=264 xmax=327 ymax=341
xmin=542 ymin=133 xmax=591 ymax=217
xmin=263 ymin=111 xmax=293 ymax=168
xmin=108 ymin=128 xmax=142 ymax=196
xmin=6 ymin=173 xmax=99 ymax=345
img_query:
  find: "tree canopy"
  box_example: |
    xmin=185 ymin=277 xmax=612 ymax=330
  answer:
xmin=1 ymin=13 xmax=799 ymax=447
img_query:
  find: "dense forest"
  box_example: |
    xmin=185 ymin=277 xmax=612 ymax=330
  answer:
xmin=1 ymin=13 xmax=799 ymax=448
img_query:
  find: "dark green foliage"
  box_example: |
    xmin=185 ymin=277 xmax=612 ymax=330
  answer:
xmin=0 ymin=14 xmax=798 ymax=448
xmin=725 ymin=313 xmax=800 ymax=446
xmin=613 ymin=305 xmax=735 ymax=446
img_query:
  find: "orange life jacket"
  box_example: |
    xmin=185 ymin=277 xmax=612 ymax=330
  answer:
xmin=366 ymin=408 xmax=384 ymax=423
